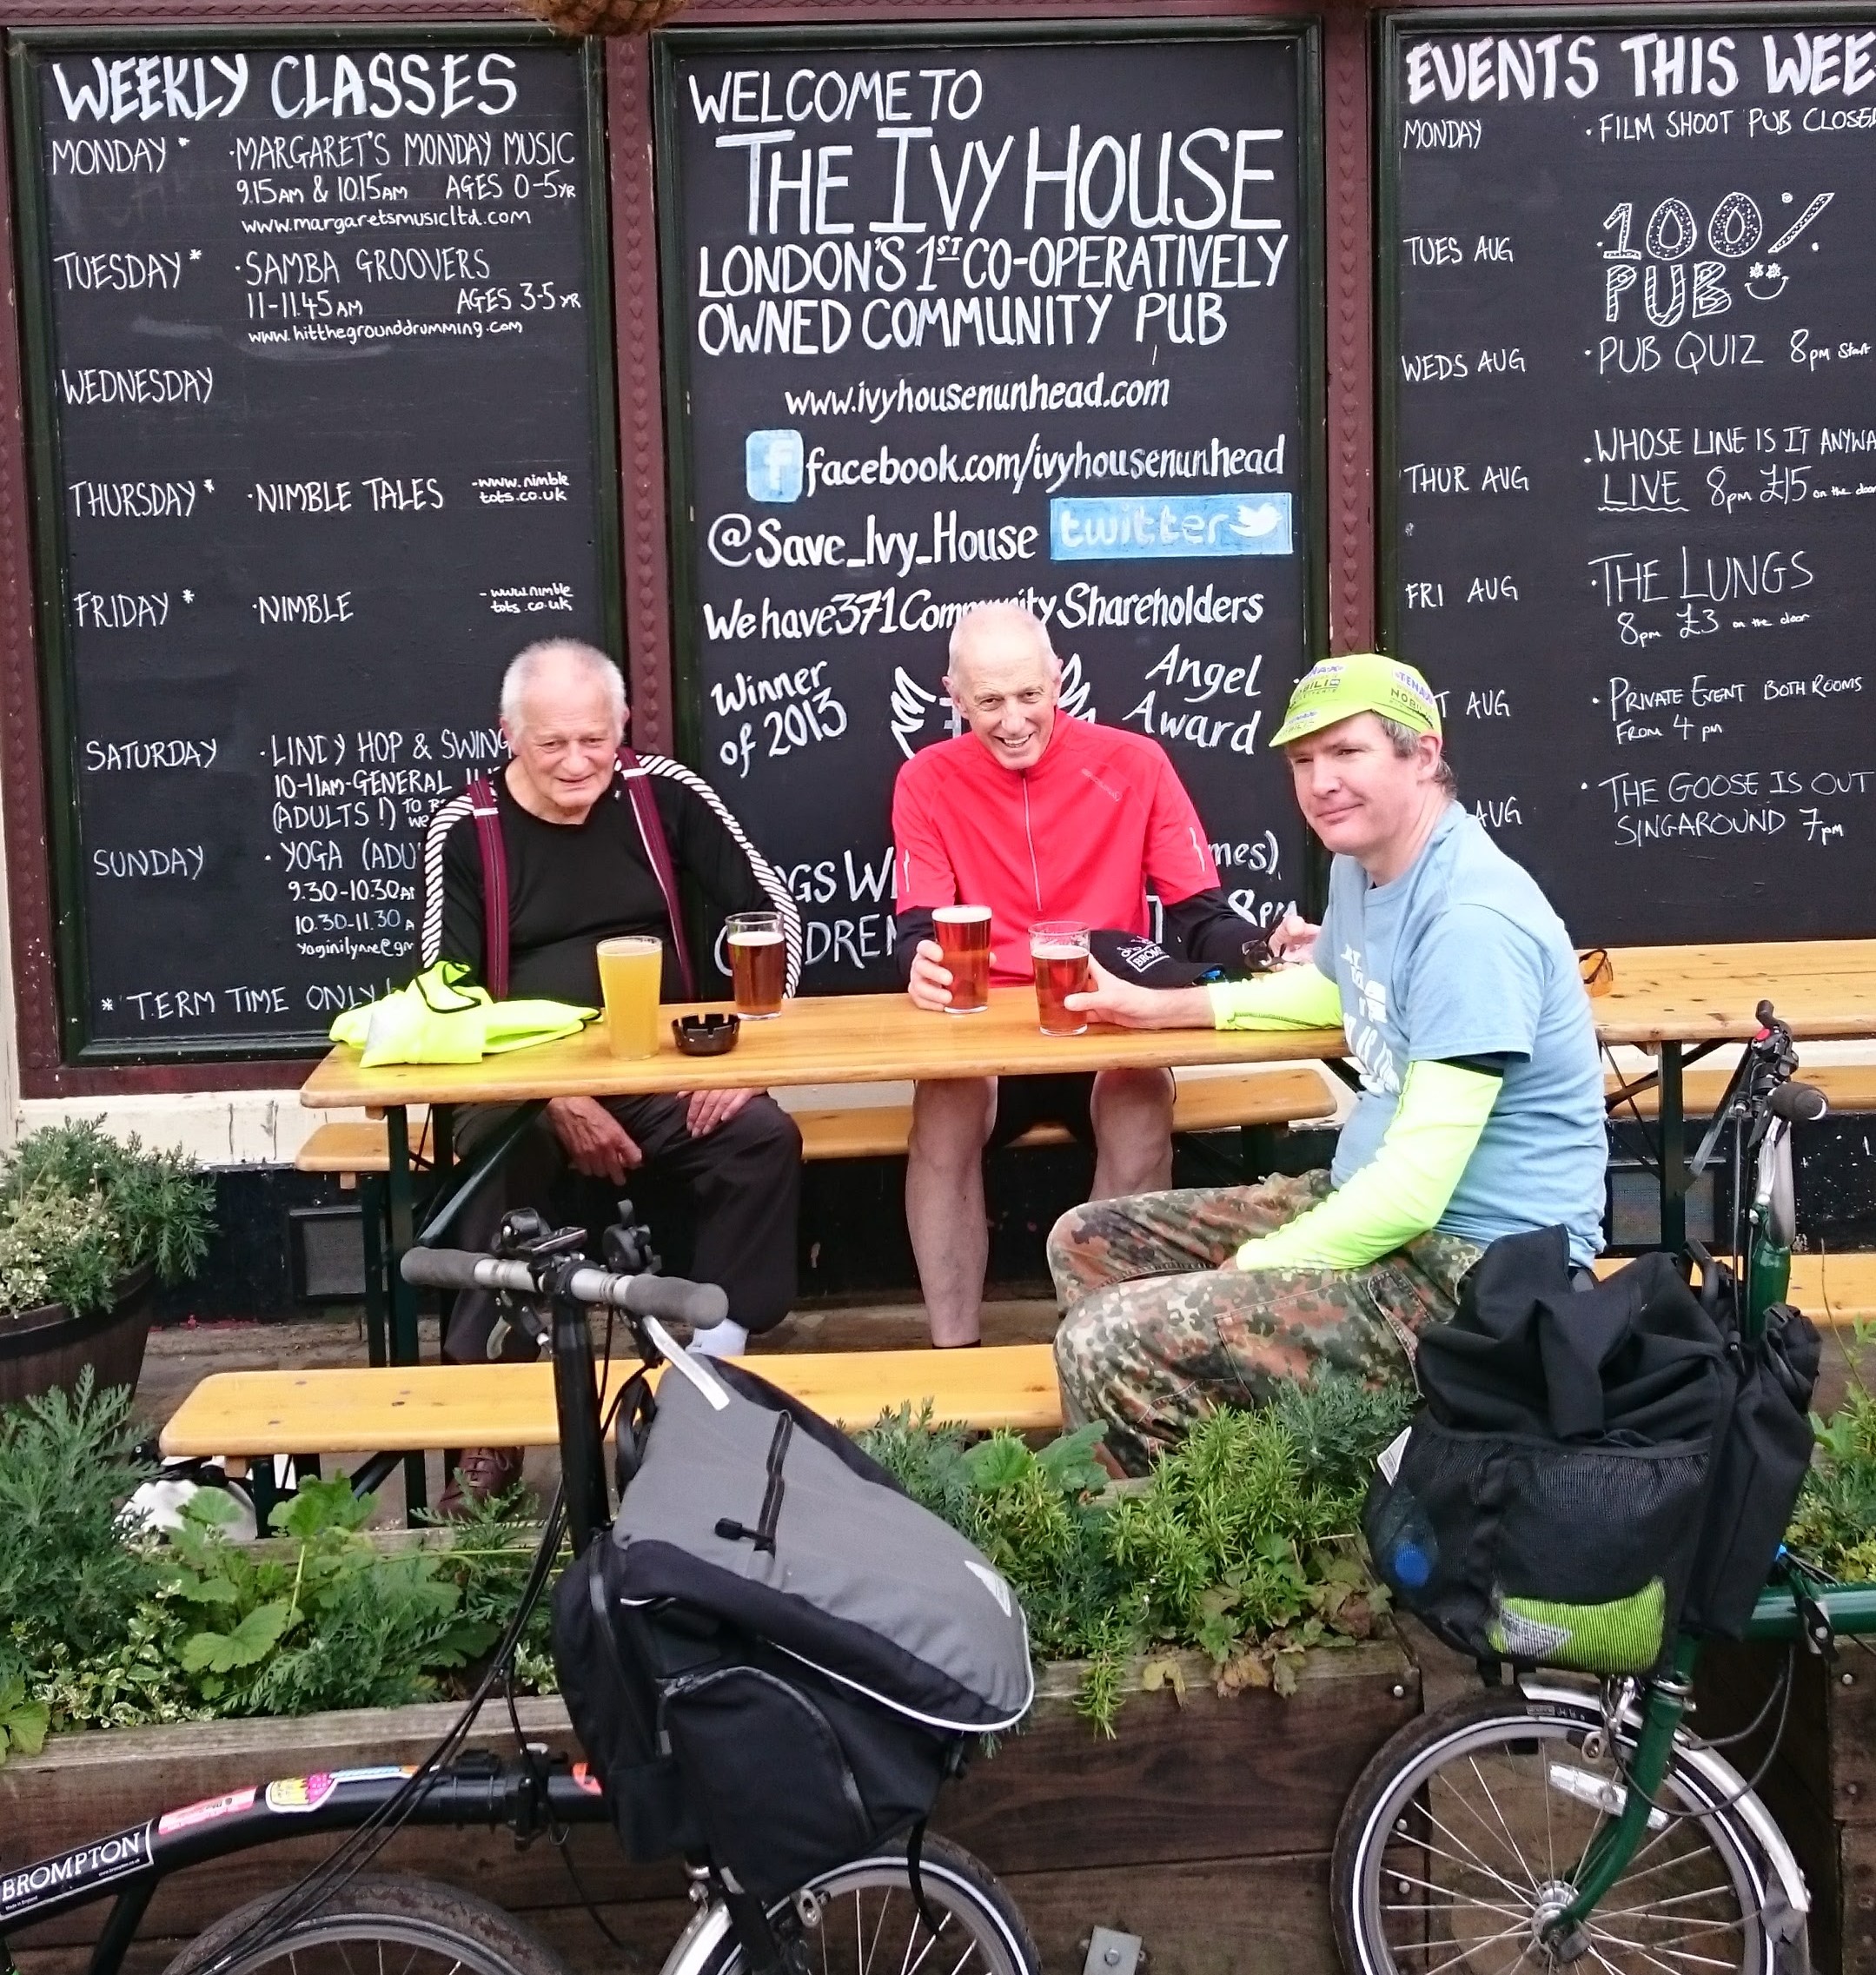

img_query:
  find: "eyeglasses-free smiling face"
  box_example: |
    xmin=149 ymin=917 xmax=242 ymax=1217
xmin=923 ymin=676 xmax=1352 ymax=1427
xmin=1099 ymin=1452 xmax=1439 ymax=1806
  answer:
xmin=502 ymin=655 xmax=623 ymax=824
xmin=945 ymin=618 xmax=1059 ymax=773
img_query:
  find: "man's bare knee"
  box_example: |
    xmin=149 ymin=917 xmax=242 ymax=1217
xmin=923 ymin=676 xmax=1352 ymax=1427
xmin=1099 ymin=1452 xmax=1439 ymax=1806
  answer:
xmin=909 ymin=1077 xmax=996 ymax=1174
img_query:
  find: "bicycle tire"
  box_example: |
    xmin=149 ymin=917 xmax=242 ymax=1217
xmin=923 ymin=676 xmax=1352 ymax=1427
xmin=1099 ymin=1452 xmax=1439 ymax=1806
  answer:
xmin=161 ymin=1873 xmax=576 ymax=1975
xmin=693 ymin=1834 xmax=1040 ymax=1975
xmin=1331 ymin=1688 xmax=1784 ymax=1975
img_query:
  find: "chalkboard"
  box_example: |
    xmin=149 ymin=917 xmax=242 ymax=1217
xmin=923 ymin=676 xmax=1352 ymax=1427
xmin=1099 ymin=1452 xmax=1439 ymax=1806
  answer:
xmin=10 ymin=27 xmax=616 ymax=1062
xmin=656 ymin=24 xmax=1321 ymax=992
xmin=1382 ymin=12 xmax=1876 ymax=944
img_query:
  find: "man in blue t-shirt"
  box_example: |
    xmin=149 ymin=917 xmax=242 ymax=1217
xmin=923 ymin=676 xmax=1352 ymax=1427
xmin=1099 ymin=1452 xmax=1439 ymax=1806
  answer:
xmin=1051 ymin=653 xmax=1607 ymax=1472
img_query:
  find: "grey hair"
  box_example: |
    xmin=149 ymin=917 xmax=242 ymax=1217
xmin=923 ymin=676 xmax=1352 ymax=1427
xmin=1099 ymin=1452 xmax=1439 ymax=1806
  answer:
xmin=947 ymin=600 xmax=1056 ymax=672
xmin=1378 ymin=714 xmax=1459 ymax=795
xmin=499 ymin=639 xmax=626 ymax=735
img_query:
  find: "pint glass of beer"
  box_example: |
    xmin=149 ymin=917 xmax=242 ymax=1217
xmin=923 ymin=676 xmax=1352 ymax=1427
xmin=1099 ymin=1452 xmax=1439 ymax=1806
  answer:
xmin=1030 ymin=922 xmax=1091 ymax=1037
xmin=597 ymin=936 xmax=663 ymax=1059
xmin=726 ymin=911 xmax=786 ymax=1019
xmin=932 ymin=904 xmax=992 ymax=1013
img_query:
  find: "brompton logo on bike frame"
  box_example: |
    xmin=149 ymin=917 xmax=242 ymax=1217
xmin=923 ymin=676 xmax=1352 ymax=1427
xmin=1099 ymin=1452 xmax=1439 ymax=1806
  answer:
xmin=0 ymin=1825 xmax=150 ymax=1920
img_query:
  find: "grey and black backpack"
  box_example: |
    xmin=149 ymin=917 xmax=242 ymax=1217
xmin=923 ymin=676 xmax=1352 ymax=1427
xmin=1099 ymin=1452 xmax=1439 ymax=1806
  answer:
xmin=552 ymin=1353 xmax=1033 ymax=1906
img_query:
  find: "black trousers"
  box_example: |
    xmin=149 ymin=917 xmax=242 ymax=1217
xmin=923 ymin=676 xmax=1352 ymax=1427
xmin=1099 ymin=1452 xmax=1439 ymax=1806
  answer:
xmin=441 ymin=1093 xmax=802 ymax=1365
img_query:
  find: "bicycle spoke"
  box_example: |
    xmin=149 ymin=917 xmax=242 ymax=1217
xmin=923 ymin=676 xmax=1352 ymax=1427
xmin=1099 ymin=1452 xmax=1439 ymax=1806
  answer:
xmin=1377 ymin=1867 xmax=1529 ymax=1920
xmin=900 ymin=1907 xmax=954 ymax=1975
xmin=1464 ymin=1756 xmax=1542 ymax=1891
xmin=1595 ymin=1889 xmax=1746 ymax=1921
xmin=1402 ymin=1798 xmax=1543 ymax=1904
xmin=1584 ymin=1926 xmax=1737 ymax=1974
xmin=1408 ymin=1922 xmax=1528 ymax=1975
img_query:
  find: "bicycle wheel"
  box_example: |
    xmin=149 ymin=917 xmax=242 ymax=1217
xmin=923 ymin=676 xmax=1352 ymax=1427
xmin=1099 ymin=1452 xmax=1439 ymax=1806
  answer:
xmin=695 ymin=1834 xmax=1039 ymax=1975
xmin=162 ymin=1873 xmax=574 ymax=1975
xmin=1333 ymin=1689 xmax=1782 ymax=1975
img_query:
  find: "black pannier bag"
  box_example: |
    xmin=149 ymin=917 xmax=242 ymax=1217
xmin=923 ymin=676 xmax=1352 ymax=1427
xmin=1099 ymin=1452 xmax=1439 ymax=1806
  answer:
xmin=1678 ymin=1251 xmax=1820 ymax=1638
xmin=1366 ymin=1227 xmax=1735 ymax=1673
xmin=553 ymin=1353 xmax=1033 ymax=1903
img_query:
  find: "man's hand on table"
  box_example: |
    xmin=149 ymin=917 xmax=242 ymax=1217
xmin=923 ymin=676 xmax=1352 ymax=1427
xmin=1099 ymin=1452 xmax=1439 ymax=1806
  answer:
xmin=547 ymin=1096 xmax=643 ymax=1183
xmin=1269 ymin=911 xmax=1320 ymax=966
xmin=1065 ymin=958 xmax=1216 ymax=1031
xmin=907 ymin=938 xmax=993 ymax=1013
xmin=683 ymin=1088 xmax=760 ymax=1138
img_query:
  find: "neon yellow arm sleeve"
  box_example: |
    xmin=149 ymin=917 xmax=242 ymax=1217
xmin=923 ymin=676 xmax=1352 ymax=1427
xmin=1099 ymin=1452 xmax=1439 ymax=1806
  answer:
xmin=1206 ymin=965 xmax=1342 ymax=1031
xmin=1233 ymin=1059 xmax=1501 ymax=1272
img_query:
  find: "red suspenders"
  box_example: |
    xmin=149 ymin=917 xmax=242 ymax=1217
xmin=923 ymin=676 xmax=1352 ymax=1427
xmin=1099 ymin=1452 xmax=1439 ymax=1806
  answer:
xmin=464 ymin=748 xmax=697 ymax=1003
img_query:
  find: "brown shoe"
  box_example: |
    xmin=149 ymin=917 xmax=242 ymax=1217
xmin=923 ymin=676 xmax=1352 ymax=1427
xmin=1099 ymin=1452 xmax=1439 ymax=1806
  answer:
xmin=436 ymin=1446 xmax=526 ymax=1518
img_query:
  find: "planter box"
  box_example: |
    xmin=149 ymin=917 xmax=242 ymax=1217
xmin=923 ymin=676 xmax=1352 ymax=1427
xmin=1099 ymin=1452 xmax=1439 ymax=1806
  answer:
xmin=1696 ymin=1640 xmax=1874 ymax=1975
xmin=0 ymin=1640 xmax=1419 ymax=1975
xmin=0 ymin=1263 xmax=156 ymax=1410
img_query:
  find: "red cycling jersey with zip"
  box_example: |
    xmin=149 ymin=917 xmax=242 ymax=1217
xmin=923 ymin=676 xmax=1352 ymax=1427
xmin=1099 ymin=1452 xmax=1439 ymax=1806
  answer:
xmin=892 ymin=716 xmax=1222 ymax=985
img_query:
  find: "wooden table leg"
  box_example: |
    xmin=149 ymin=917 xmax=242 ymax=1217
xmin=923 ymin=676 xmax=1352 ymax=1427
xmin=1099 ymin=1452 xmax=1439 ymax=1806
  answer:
xmin=1659 ymin=1043 xmax=1687 ymax=1255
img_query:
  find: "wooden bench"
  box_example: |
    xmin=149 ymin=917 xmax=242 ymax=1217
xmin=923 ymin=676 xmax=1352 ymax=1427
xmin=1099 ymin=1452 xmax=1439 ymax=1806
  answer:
xmin=295 ymin=1066 xmax=1337 ymax=1180
xmin=1592 ymin=1250 xmax=1876 ymax=1324
xmin=1605 ymin=1062 xmax=1876 ymax=1117
xmin=158 ymin=1341 xmax=1065 ymax=1463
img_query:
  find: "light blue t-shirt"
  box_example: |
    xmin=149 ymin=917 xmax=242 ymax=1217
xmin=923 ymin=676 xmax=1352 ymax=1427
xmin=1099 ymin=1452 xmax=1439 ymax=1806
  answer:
xmin=1316 ymin=805 xmax=1606 ymax=1264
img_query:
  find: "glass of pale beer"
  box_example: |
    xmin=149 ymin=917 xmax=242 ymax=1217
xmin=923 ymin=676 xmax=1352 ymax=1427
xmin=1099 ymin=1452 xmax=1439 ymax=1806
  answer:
xmin=726 ymin=911 xmax=786 ymax=1019
xmin=1029 ymin=922 xmax=1091 ymax=1037
xmin=596 ymin=936 xmax=663 ymax=1059
xmin=933 ymin=904 xmax=992 ymax=1013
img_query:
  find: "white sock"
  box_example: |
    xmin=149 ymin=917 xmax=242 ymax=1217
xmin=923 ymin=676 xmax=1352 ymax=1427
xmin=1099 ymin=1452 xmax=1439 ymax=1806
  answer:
xmin=689 ymin=1318 xmax=748 ymax=1360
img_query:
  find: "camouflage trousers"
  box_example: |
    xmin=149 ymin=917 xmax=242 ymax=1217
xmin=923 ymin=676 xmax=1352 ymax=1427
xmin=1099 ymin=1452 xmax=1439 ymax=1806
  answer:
xmin=1050 ymin=1171 xmax=1485 ymax=1475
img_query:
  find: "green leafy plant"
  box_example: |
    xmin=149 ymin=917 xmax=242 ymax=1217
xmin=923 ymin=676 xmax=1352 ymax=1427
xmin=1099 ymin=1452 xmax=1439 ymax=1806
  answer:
xmin=858 ymin=1378 xmax=1411 ymax=1732
xmin=0 ymin=1122 xmax=215 ymax=1316
xmin=1788 ymin=1380 xmax=1876 ymax=1581
xmin=160 ymin=1478 xmax=503 ymax=1716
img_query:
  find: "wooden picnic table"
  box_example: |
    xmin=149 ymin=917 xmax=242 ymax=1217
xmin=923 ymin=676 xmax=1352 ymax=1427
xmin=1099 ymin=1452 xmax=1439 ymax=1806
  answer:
xmin=301 ymin=984 xmax=1344 ymax=1508
xmin=297 ymin=940 xmax=1876 ymax=1505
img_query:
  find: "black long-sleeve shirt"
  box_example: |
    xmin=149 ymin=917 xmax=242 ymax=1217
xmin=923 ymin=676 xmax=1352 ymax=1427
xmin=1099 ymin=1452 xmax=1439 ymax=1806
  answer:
xmin=421 ymin=758 xmax=799 ymax=1006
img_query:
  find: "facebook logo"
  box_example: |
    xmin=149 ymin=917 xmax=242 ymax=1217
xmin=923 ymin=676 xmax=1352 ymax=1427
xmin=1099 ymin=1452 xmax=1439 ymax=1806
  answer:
xmin=745 ymin=430 xmax=803 ymax=503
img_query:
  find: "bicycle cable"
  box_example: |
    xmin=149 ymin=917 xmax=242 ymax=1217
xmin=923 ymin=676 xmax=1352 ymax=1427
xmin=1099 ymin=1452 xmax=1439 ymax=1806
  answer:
xmin=1602 ymin=1641 xmax=1797 ymax=1826
xmin=191 ymin=1478 xmax=571 ymax=1975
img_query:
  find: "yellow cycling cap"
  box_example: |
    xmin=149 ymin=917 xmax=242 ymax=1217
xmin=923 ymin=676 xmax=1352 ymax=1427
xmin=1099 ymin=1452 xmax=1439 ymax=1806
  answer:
xmin=1269 ymin=653 xmax=1442 ymax=748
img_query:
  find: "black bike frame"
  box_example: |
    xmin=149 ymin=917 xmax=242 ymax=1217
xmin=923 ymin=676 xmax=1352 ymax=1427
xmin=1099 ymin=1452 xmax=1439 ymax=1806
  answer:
xmin=2 ymin=1257 xmax=632 ymax=1975
xmin=0 ymin=1760 xmax=612 ymax=1975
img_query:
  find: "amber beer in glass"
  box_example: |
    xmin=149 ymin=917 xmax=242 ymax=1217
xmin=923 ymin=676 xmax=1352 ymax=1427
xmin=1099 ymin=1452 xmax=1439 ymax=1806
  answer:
xmin=596 ymin=936 xmax=663 ymax=1059
xmin=1030 ymin=922 xmax=1091 ymax=1037
xmin=727 ymin=911 xmax=786 ymax=1019
xmin=933 ymin=904 xmax=992 ymax=1013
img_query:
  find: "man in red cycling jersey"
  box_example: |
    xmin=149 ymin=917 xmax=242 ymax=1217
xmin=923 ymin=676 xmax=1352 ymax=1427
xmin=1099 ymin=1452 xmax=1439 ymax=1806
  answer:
xmin=892 ymin=601 xmax=1260 ymax=1347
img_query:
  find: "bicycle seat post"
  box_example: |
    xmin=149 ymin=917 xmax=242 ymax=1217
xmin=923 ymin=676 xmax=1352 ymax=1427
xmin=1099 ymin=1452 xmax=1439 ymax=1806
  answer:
xmin=546 ymin=1262 xmax=610 ymax=1555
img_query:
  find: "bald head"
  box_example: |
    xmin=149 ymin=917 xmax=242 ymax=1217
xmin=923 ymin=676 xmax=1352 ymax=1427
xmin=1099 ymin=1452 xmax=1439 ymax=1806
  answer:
xmin=943 ymin=603 xmax=1060 ymax=772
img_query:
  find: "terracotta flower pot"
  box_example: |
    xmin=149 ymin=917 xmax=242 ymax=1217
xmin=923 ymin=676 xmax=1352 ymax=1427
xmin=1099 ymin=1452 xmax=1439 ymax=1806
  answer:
xmin=0 ymin=1260 xmax=157 ymax=1409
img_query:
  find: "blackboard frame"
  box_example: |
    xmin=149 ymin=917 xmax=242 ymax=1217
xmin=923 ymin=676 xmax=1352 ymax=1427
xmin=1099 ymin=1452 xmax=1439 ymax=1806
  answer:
xmin=650 ymin=17 xmax=1330 ymax=941
xmin=7 ymin=21 xmax=624 ymax=1066
xmin=1375 ymin=1 xmax=1876 ymax=694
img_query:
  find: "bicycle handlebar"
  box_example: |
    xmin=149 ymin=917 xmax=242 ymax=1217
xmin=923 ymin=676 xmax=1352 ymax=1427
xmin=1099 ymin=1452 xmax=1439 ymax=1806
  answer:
xmin=400 ymin=1247 xmax=728 ymax=1329
xmin=1768 ymin=1080 xmax=1827 ymax=1124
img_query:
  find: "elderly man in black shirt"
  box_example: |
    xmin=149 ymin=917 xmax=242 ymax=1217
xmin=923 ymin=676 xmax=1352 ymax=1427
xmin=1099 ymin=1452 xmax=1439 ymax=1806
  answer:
xmin=421 ymin=638 xmax=802 ymax=1505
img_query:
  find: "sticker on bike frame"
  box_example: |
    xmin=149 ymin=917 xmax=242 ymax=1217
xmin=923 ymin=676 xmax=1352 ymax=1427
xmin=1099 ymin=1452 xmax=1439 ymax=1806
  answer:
xmin=158 ymin=1787 xmax=256 ymax=1836
xmin=0 ymin=1825 xmax=152 ymax=1921
xmin=328 ymin=1766 xmax=415 ymax=1786
xmin=570 ymin=1764 xmax=603 ymax=1796
xmin=265 ymin=1773 xmax=337 ymax=1814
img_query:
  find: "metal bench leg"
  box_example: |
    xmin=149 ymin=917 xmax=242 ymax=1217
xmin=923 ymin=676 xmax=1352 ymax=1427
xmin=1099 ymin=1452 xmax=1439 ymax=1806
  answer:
xmin=249 ymin=1456 xmax=280 ymax=1532
xmin=1659 ymin=1044 xmax=1687 ymax=1254
xmin=360 ymin=1172 xmax=388 ymax=1369
xmin=383 ymin=1104 xmax=428 ymax=1519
